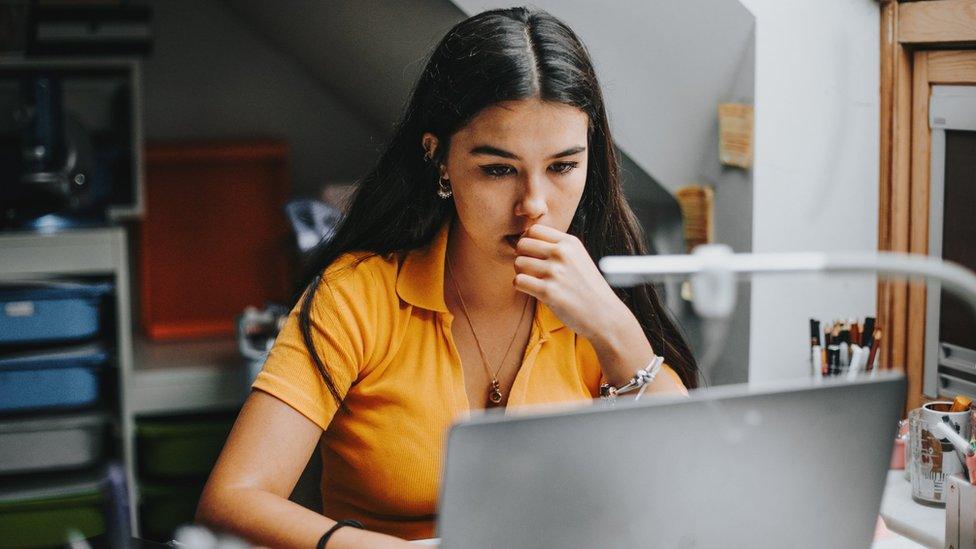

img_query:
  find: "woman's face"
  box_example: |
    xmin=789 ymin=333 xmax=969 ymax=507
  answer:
xmin=427 ymin=98 xmax=589 ymax=261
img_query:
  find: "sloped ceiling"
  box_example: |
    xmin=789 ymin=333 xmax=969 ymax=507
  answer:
xmin=221 ymin=0 xmax=465 ymax=133
xmin=452 ymin=0 xmax=755 ymax=195
xmin=224 ymin=0 xmax=754 ymax=196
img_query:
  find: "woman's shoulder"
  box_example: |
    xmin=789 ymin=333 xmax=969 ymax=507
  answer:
xmin=321 ymin=251 xmax=399 ymax=285
xmin=306 ymin=251 xmax=403 ymax=316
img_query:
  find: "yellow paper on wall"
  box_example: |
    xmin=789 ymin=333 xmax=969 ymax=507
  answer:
xmin=718 ymin=103 xmax=754 ymax=168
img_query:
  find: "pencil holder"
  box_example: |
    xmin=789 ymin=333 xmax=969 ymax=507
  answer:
xmin=909 ymin=402 xmax=972 ymax=505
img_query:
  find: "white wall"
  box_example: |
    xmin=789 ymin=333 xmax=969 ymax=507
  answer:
xmin=739 ymin=0 xmax=880 ymax=382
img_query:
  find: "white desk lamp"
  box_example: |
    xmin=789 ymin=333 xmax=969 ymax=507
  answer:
xmin=600 ymin=244 xmax=976 ymax=320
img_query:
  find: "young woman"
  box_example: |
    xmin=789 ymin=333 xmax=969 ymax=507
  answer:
xmin=197 ymin=7 xmax=698 ymax=548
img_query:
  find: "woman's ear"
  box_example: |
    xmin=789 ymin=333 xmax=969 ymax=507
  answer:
xmin=421 ymin=133 xmax=439 ymax=161
xmin=421 ymin=133 xmax=449 ymax=179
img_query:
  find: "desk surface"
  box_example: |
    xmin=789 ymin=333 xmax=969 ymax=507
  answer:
xmin=879 ymin=470 xmax=945 ymax=548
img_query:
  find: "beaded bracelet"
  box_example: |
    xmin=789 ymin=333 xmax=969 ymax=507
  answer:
xmin=599 ymin=355 xmax=664 ymax=405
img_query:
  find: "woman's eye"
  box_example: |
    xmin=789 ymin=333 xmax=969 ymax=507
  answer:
xmin=479 ymin=162 xmax=578 ymax=178
xmin=481 ymin=165 xmax=516 ymax=178
xmin=549 ymin=162 xmax=579 ymax=175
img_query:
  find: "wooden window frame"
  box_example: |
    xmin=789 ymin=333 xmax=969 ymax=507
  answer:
xmin=878 ymin=0 xmax=976 ymax=411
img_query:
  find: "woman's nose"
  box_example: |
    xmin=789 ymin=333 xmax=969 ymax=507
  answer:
xmin=514 ymin=176 xmax=548 ymax=219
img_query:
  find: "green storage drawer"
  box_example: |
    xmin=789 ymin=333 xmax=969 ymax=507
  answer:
xmin=0 ymin=474 xmax=106 ymax=548
xmin=136 ymin=414 xmax=234 ymax=479
xmin=138 ymin=482 xmax=204 ymax=542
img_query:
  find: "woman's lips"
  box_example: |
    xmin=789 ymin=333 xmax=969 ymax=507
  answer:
xmin=504 ymin=234 xmax=521 ymax=248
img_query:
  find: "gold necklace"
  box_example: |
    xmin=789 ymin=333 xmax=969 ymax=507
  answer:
xmin=446 ymin=255 xmax=532 ymax=407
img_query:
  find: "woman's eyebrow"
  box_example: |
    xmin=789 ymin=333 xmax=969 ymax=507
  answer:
xmin=469 ymin=144 xmax=586 ymax=160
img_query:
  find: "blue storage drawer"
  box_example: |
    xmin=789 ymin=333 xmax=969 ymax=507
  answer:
xmin=0 ymin=281 xmax=112 ymax=346
xmin=0 ymin=344 xmax=108 ymax=412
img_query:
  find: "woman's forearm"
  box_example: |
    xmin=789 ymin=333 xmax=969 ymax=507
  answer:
xmin=588 ymin=304 xmax=685 ymax=395
xmin=196 ymin=486 xmax=408 ymax=549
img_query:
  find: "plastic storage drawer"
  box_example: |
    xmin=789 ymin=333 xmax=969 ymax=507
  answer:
xmin=0 ymin=473 xmax=106 ymax=548
xmin=139 ymin=482 xmax=205 ymax=541
xmin=0 ymin=344 xmax=108 ymax=412
xmin=137 ymin=415 xmax=234 ymax=478
xmin=0 ymin=413 xmax=107 ymax=475
xmin=0 ymin=281 xmax=113 ymax=345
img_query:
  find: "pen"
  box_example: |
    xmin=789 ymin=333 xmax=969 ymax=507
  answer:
xmin=839 ymin=325 xmax=850 ymax=369
xmin=862 ymin=317 xmax=875 ymax=348
xmin=847 ymin=344 xmax=863 ymax=379
xmin=829 ymin=324 xmax=841 ymax=375
xmin=810 ymin=319 xmax=822 ymax=378
xmin=822 ymin=325 xmax=829 ymax=375
xmin=866 ymin=329 xmax=881 ymax=371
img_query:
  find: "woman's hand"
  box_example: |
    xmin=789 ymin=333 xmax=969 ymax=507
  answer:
xmin=513 ymin=224 xmax=632 ymax=342
xmin=512 ymin=224 xmax=684 ymax=395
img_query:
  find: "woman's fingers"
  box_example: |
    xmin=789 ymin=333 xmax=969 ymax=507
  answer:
xmin=515 ymin=236 xmax=556 ymax=259
xmin=514 ymin=272 xmax=548 ymax=300
xmin=511 ymin=225 xmax=619 ymax=341
xmin=514 ymin=255 xmax=549 ymax=278
xmin=523 ymin=223 xmax=567 ymax=244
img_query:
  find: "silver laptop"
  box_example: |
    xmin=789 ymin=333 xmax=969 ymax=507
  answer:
xmin=436 ymin=373 xmax=905 ymax=549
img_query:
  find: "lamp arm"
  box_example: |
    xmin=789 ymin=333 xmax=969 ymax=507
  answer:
xmin=600 ymin=246 xmax=976 ymax=319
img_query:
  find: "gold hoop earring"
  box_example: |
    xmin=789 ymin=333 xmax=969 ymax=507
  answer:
xmin=437 ymin=177 xmax=452 ymax=199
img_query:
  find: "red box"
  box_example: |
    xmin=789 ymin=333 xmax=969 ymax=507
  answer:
xmin=139 ymin=141 xmax=292 ymax=341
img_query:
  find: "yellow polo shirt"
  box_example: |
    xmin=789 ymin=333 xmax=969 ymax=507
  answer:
xmin=252 ymin=220 xmax=684 ymax=540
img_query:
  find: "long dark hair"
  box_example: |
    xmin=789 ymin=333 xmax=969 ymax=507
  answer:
xmin=297 ymin=7 xmax=699 ymax=407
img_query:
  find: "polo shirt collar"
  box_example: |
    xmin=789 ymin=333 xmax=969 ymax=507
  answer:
xmin=533 ymin=300 xmax=565 ymax=336
xmin=396 ymin=219 xmax=566 ymax=334
xmin=396 ymin=221 xmax=451 ymax=314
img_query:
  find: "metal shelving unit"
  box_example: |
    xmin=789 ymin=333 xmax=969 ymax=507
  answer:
xmin=0 ymin=227 xmax=137 ymax=531
xmin=0 ymin=227 xmax=248 ymax=537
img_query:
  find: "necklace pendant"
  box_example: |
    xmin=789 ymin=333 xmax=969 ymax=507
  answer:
xmin=488 ymin=380 xmax=504 ymax=405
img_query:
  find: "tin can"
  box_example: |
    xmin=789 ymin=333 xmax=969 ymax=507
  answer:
xmin=909 ymin=401 xmax=972 ymax=505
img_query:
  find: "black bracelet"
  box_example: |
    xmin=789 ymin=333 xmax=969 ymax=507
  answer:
xmin=316 ymin=519 xmax=365 ymax=549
